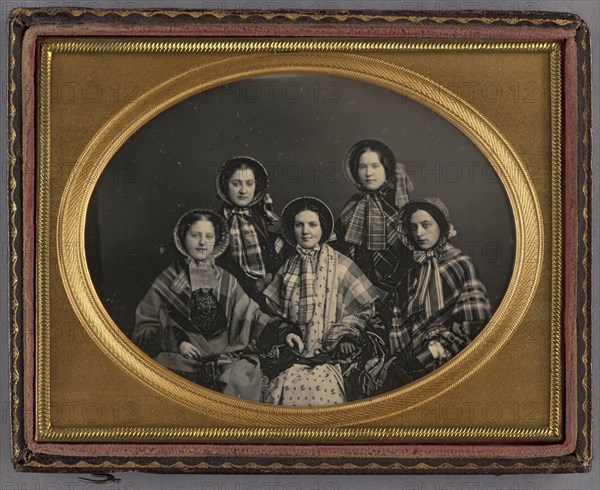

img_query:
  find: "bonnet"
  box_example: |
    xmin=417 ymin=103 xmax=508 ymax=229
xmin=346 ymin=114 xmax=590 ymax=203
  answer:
xmin=216 ymin=156 xmax=278 ymax=222
xmin=279 ymin=196 xmax=335 ymax=247
xmin=173 ymin=208 xmax=230 ymax=260
xmin=398 ymin=198 xmax=457 ymax=253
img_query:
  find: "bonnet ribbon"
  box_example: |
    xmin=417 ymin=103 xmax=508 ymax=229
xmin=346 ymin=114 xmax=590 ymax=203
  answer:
xmin=188 ymin=255 xmax=218 ymax=292
xmin=224 ymin=206 xmax=267 ymax=279
xmin=407 ymin=249 xmax=445 ymax=318
xmin=343 ymin=184 xmax=393 ymax=251
xmin=262 ymin=193 xmax=279 ymax=223
xmin=281 ymin=244 xmax=320 ymax=325
xmin=394 ymin=162 xmax=414 ymax=209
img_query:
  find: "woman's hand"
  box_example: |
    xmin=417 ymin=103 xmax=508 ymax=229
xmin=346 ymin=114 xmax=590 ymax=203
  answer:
xmin=427 ymin=340 xmax=449 ymax=360
xmin=254 ymin=273 xmax=274 ymax=294
xmin=179 ymin=341 xmax=203 ymax=360
xmin=286 ymin=333 xmax=304 ymax=353
xmin=263 ymin=273 xmax=274 ymax=288
xmin=254 ymin=278 xmax=266 ymax=293
xmin=337 ymin=341 xmax=356 ymax=357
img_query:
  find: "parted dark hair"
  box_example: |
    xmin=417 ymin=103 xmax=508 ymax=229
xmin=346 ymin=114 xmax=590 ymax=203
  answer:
xmin=280 ymin=198 xmax=334 ymax=245
xmin=294 ymin=203 xmax=324 ymax=226
xmin=349 ymin=146 xmax=392 ymax=182
xmin=345 ymin=140 xmax=397 ymax=185
xmin=218 ymin=158 xmax=268 ymax=203
xmin=404 ymin=202 xmax=449 ymax=238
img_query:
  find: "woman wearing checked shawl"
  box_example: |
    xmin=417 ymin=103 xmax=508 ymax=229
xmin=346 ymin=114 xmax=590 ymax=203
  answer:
xmin=216 ymin=156 xmax=281 ymax=308
xmin=132 ymin=209 xmax=288 ymax=402
xmin=260 ymin=197 xmax=388 ymax=406
xmin=334 ymin=139 xmax=414 ymax=294
xmin=384 ymin=198 xmax=491 ymax=389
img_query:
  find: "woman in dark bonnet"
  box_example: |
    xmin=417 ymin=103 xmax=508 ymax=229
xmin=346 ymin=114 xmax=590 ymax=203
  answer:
xmin=215 ymin=156 xmax=282 ymax=307
xmin=384 ymin=198 xmax=491 ymax=389
xmin=334 ymin=139 xmax=414 ymax=295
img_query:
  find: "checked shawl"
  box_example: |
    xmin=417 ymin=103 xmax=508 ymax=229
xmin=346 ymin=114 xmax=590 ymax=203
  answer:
xmin=263 ymin=244 xmax=379 ymax=357
xmin=338 ymin=164 xmax=413 ymax=249
xmin=133 ymin=258 xmax=271 ymax=356
xmin=224 ymin=206 xmax=267 ymax=279
xmin=390 ymin=244 xmax=491 ymax=358
xmin=263 ymin=245 xmax=381 ymax=405
xmin=278 ymin=244 xmax=320 ymax=326
xmin=337 ymin=183 xmax=407 ymax=282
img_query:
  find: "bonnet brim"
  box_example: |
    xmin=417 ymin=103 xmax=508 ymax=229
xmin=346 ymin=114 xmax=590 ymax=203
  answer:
xmin=173 ymin=208 xmax=230 ymax=260
xmin=279 ymin=196 xmax=335 ymax=247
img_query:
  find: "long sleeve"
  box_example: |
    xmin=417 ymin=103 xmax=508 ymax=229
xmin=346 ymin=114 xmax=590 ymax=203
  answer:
xmin=390 ymin=252 xmax=490 ymax=361
xmin=321 ymin=255 xmax=379 ymax=351
xmin=132 ymin=279 xmax=181 ymax=357
xmin=434 ymin=256 xmax=490 ymax=355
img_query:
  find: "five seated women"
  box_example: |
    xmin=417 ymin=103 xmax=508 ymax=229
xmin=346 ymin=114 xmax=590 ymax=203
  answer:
xmin=132 ymin=144 xmax=491 ymax=404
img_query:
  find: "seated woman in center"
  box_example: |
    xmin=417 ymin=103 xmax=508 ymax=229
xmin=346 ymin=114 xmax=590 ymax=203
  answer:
xmin=261 ymin=197 xmax=386 ymax=406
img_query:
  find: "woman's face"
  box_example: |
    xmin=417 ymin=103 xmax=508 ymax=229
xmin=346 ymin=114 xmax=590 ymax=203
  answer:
xmin=227 ymin=167 xmax=256 ymax=207
xmin=184 ymin=219 xmax=216 ymax=260
xmin=356 ymin=150 xmax=386 ymax=191
xmin=410 ymin=210 xmax=441 ymax=250
xmin=293 ymin=210 xmax=323 ymax=249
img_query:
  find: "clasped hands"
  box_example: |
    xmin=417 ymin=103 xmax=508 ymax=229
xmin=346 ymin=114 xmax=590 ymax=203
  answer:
xmin=427 ymin=340 xmax=450 ymax=360
xmin=285 ymin=333 xmax=355 ymax=356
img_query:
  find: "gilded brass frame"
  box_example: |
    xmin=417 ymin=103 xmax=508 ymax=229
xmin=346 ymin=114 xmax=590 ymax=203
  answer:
xmin=32 ymin=39 xmax=561 ymax=443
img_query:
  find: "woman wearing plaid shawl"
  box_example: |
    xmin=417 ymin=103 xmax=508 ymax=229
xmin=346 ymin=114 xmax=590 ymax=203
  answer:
xmin=385 ymin=198 xmax=491 ymax=389
xmin=334 ymin=139 xmax=414 ymax=294
xmin=261 ymin=197 xmax=387 ymax=406
xmin=216 ymin=156 xmax=282 ymax=308
xmin=132 ymin=209 xmax=286 ymax=402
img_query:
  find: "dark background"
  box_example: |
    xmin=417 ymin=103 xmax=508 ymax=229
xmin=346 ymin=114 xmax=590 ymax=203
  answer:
xmin=85 ymin=74 xmax=515 ymax=337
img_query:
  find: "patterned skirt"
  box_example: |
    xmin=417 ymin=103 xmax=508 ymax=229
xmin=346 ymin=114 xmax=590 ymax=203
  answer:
xmin=265 ymin=363 xmax=346 ymax=406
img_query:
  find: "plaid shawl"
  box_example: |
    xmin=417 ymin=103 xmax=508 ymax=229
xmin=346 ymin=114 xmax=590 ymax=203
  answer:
xmin=339 ymin=181 xmax=396 ymax=251
xmin=394 ymin=162 xmax=413 ymax=209
xmin=224 ymin=206 xmax=267 ymax=279
xmin=336 ymin=184 xmax=409 ymax=285
xmin=390 ymin=244 xmax=490 ymax=358
xmin=133 ymin=259 xmax=271 ymax=356
xmin=263 ymin=245 xmax=379 ymax=356
xmin=279 ymin=244 xmax=319 ymax=326
xmin=133 ymin=259 xmax=272 ymax=401
xmin=335 ymin=160 xmax=413 ymax=289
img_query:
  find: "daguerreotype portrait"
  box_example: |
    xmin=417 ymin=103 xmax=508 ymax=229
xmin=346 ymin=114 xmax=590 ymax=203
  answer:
xmin=86 ymin=75 xmax=510 ymax=405
xmin=8 ymin=8 xmax=591 ymax=475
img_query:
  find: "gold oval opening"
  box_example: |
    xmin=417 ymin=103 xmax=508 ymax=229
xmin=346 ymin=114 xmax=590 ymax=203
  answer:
xmin=57 ymin=52 xmax=542 ymax=434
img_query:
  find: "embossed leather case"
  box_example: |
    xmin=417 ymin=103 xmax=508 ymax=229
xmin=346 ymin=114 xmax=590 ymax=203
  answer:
xmin=8 ymin=8 xmax=591 ymax=473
